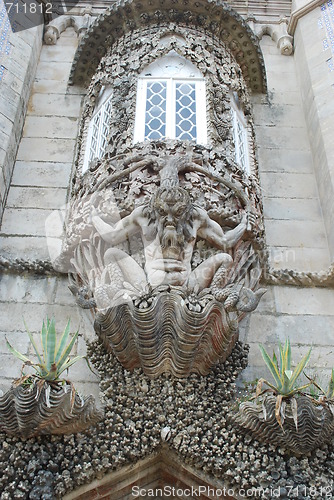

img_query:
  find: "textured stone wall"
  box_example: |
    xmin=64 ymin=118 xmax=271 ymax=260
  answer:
xmin=0 ymin=1 xmax=43 ymax=222
xmin=293 ymin=5 xmax=334 ymax=260
xmin=1 ymin=27 xmax=84 ymax=261
xmin=252 ymin=35 xmax=330 ymax=273
xmin=242 ymin=33 xmax=334 ymax=383
xmin=0 ymin=28 xmax=100 ymax=398
xmin=0 ymin=5 xmax=334 ymax=395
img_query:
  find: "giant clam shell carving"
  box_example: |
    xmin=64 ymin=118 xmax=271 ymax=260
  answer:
xmin=0 ymin=383 xmax=103 ymax=438
xmin=229 ymin=395 xmax=334 ymax=455
xmin=94 ymin=288 xmax=238 ymax=378
xmin=55 ymin=147 xmax=265 ymax=378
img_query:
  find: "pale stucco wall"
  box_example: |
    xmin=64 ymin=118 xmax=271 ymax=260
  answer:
xmin=0 ymin=0 xmax=43 ymax=221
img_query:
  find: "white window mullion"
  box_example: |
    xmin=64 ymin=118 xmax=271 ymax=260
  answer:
xmin=83 ymin=91 xmax=113 ymax=173
xmin=133 ymin=79 xmax=147 ymax=143
xmin=231 ymin=103 xmax=250 ymax=174
xmin=195 ymin=81 xmax=207 ymax=145
xmin=167 ymin=79 xmax=175 ymax=139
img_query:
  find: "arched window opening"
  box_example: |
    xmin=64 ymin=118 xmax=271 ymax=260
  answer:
xmin=231 ymin=92 xmax=250 ymax=174
xmin=83 ymin=87 xmax=113 ymax=173
xmin=134 ymin=52 xmax=207 ymax=144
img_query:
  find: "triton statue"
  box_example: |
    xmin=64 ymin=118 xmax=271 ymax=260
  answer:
xmin=91 ymin=170 xmax=251 ymax=296
xmin=61 ymin=152 xmax=264 ymax=377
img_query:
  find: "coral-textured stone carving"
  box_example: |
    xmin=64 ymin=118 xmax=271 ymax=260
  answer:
xmin=55 ymin=143 xmax=265 ymax=377
xmin=69 ymin=0 xmax=267 ymax=92
xmin=0 ymin=383 xmax=103 ymax=439
xmin=229 ymin=395 xmax=334 ymax=455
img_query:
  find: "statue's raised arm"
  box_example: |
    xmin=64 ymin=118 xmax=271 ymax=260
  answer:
xmin=196 ymin=209 xmax=248 ymax=250
xmin=91 ymin=206 xmax=143 ymax=246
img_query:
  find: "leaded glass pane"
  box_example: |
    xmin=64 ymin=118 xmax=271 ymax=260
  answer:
xmin=145 ymin=81 xmax=167 ymax=140
xmin=89 ymin=113 xmax=100 ymax=162
xmin=175 ymin=82 xmax=196 ymax=140
xmin=232 ymin=107 xmax=248 ymax=173
xmin=100 ymin=98 xmax=113 ymax=153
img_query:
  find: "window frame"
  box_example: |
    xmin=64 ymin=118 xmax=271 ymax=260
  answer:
xmin=133 ymin=76 xmax=207 ymax=144
xmin=230 ymin=95 xmax=250 ymax=174
xmin=83 ymin=88 xmax=113 ymax=173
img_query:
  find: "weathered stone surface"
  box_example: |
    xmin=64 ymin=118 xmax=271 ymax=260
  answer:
xmin=274 ymin=286 xmax=334 ymax=316
xmin=23 ymin=116 xmax=79 ymax=139
xmin=16 ymin=138 xmax=76 ymax=163
xmin=6 ymin=187 xmax=68 ymax=210
xmin=265 ymin=219 xmax=328 ymax=248
xmin=263 ymin=197 xmax=324 ymax=221
xmin=1 ymin=208 xmax=58 ymax=237
xmin=27 ymin=94 xmax=82 ymax=118
xmin=267 ymin=246 xmax=330 ymax=271
xmin=11 ymin=161 xmax=72 ymax=188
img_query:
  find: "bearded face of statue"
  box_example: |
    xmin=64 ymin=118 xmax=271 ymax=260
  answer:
xmin=153 ymin=187 xmax=193 ymax=259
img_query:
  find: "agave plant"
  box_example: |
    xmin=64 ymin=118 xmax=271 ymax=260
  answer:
xmin=255 ymin=340 xmax=312 ymax=427
xmin=229 ymin=341 xmax=334 ymax=454
xmin=1 ymin=317 xmax=103 ymax=438
xmin=6 ymin=317 xmax=83 ymax=382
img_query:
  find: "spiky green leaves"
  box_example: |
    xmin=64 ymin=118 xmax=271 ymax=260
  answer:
xmin=6 ymin=317 xmax=83 ymax=382
xmin=258 ymin=340 xmax=311 ymax=398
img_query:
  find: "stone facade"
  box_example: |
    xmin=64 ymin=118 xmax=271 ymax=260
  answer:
xmin=0 ymin=0 xmax=334 ymax=497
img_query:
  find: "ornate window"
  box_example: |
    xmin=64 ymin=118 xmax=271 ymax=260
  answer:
xmin=231 ymin=93 xmax=249 ymax=174
xmin=134 ymin=52 xmax=207 ymax=144
xmin=83 ymin=87 xmax=113 ymax=172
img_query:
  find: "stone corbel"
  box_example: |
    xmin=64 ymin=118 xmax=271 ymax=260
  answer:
xmin=274 ymin=17 xmax=294 ymax=55
xmin=44 ymin=7 xmax=93 ymax=45
xmin=253 ymin=17 xmax=294 ymax=56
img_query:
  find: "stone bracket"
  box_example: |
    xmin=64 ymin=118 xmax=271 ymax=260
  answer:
xmin=249 ymin=16 xmax=294 ymax=55
xmin=44 ymin=8 xmax=93 ymax=45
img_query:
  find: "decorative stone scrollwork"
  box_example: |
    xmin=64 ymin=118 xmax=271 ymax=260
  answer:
xmin=255 ymin=17 xmax=293 ymax=56
xmin=69 ymin=0 xmax=267 ymax=92
xmin=54 ymin=143 xmax=265 ymax=377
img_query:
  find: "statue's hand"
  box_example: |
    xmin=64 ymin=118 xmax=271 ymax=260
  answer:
xmin=246 ymin=212 xmax=257 ymax=231
xmin=81 ymin=203 xmax=96 ymax=223
xmin=240 ymin=211 xmax=248 ymax=226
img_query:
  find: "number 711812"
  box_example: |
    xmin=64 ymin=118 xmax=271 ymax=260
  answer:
xmin=6 ymin=2 xmax=53 ymax=14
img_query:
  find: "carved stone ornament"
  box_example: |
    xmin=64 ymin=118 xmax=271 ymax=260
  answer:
xmin=52 ymin=12 xmax=267 ymax=378
xmin=69 ymin=0 xmax=267 ymax=93
xmin=229 ymin=395 xmax=334 ymax=455
xmin=0 ymin=381 xmax=103 ymax=439
xmin=54 ymin=142 xmax=265 ymax=378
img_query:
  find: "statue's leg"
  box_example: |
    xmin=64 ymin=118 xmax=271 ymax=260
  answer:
xmin=188 ymin=252 xmax=233 ymax=292
xmin=104 ymin=248 xmax=147 ymax=288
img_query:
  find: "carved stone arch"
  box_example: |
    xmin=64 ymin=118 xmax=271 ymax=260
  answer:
xmin=69 ymin=0 xmax=267 ymax=93
xmin=75 ymin=25 xmax=256 ymax=172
